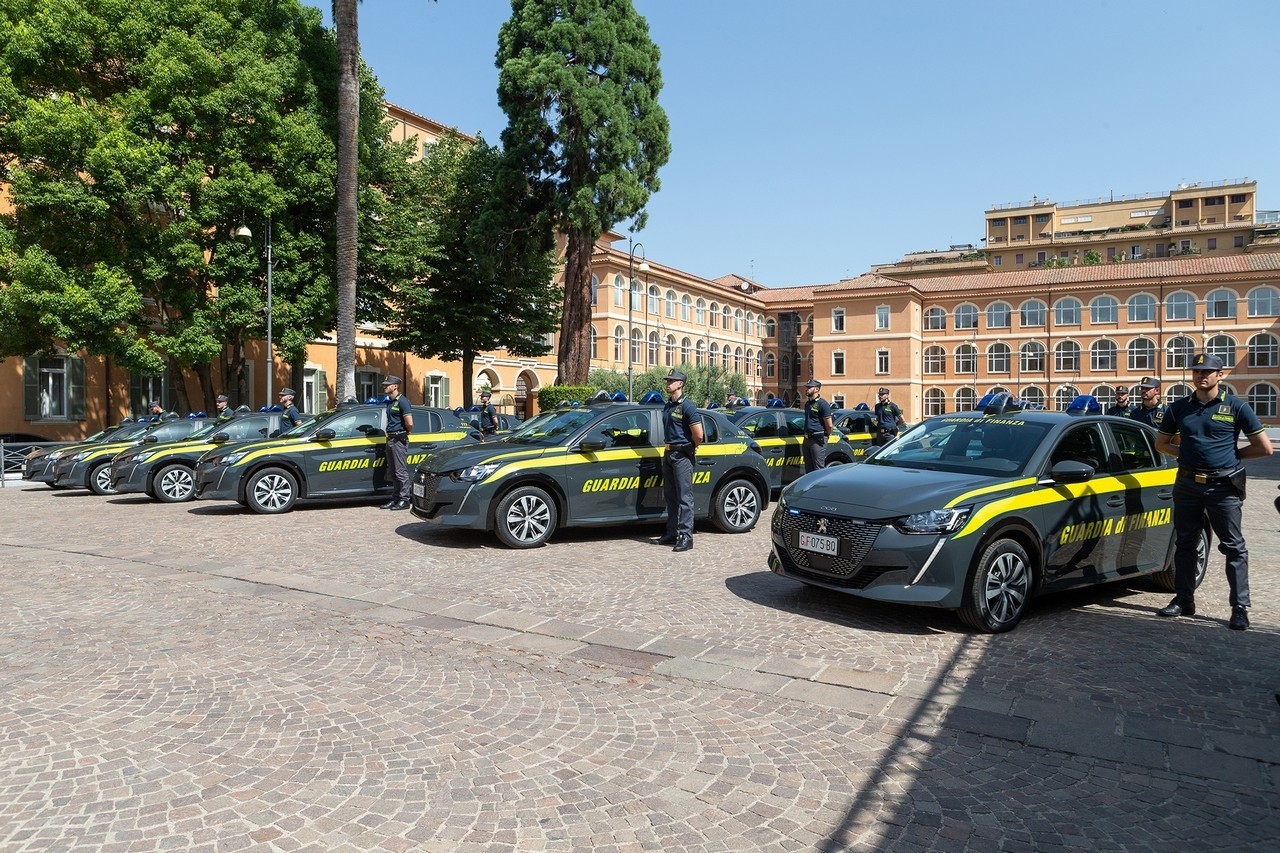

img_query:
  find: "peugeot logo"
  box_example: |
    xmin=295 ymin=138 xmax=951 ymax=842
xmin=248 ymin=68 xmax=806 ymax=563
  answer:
xmin=816 ymin=517 xmax=829 ymax=534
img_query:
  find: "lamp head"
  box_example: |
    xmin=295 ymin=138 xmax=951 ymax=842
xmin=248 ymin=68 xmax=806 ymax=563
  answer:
xmin=638 ymin=260 xmax=650 ymax=273
xmin=234 ymin=224 xmax=252 ymax=239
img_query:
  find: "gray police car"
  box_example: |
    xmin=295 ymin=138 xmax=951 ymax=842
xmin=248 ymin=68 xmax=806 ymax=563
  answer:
xmin=768 ymin=394 xmax=1209 ymax=633
xmin=110 ymin=411 xmax=312 ymax=502
xmin=409 ymin=400 xmax=772 ymax=548
xmin=23 ymin=422 xmax=145 ymax=488
xmin=53 ymin=416 xmax=212 ymax=494
xmin=723 ymin=405 xmax=875 ymax=490
xmin=193 ymin=403 xmax=475 ymax=513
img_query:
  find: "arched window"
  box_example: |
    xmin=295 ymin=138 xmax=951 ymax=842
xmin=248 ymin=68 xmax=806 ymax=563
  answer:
xmin=1207 ymin=334 xmax=1237 ymax=367
xmin=647 ymin=284 xmax=660 ymax=315
xmin=734 ymin=346 xmax=743 ymax=373
xmin=1091 ymin=384 xmax=1116 ymax=400
xmin=1128 ymin=337 xmax=1156 ymax=372
xmin=1206 ymin=288 xmax=1237 ymax=320
xmin=709 ymin=343 xmax=719 ymax=366
xmin=955 ymin=303 xmax=978 ymax=330
xmin=613 ymin=325 xmax=625 ymax=361
xmin=954 ymin=387 xmax=977 ymax=411
xmin=1090 ymin=295 xmax=1119 ymax=324
xmin=1090 ymin=339 xmax=1117 ymax=371
xmin=924 ymin=388 xmax=946 ymax=417
xmin=681 ymin=337 xmax=692 ymax=364
xmin=665 ymin=289 xmax=676 ymax=318
xmin=1021 ymin=386 xmax=1045 ymax=409
xmin=1054 ymin=340 xmax=1081 ymax=372
xmin=1053 ymin=297 xmax=1082 ymax=326
xmin=1165 ymin=291 xmax=1195 ymax=321
xmin=746 ymin=311 xmax=755 ymax=334
xmin=709 ymin=302 xmax=720 ymax=327
xmin=765 ymin=352 xmax=776 ymax=378
xmin=1166 ymin=383 xmax=1193 ymax=402
xmin=630 ymin=328 xmax=642 ymax=364
xmin=987 ymin=342 xmax=1011 ymax=373
xmin=630 ymin=277 xmax=642 ymax=311
xmin=589 ymin=325 xmax=598 ymax=358
xmin=647 ymin=331 xmax=660 ymax=365
xmin=664 ymin=335 xmax=675 ymax=366
xmin=613 ymin=274 xmax=625 ymax=307
xmin=1166 ymin=335 xmax=1196 ymax=370
xmin=1020 ymin=299 xmax=1046 ymax=327
xmin=1247 ymin=285 xmax=1280 ymax=318
xmin=765 ymin=317 xmax=776 ymax=337
xmin=986 ymin=301 xmax=1011 ymax=329
xmin=1247 ymin=383 xmax=1278 ymax=418
xmin=681 ymin=294 xmax=692 ymax=321
xmin=1055 ymin=385 xmax=1080 ymax=411
xmin=1127 ymin=293 xmax=1156 ymax=323
xmin=924 ymin=306 xmax=947 ymax=330
xmin=1248 ymin=333 xmax=1279 ymax=368
xmin=695 ymin=339 xmax=706 ymax=366
xmin=695 ymin=298 xmax=706 ymax=325
xmin=1020 ymin=341 xmax=1045 ymax=372
xmin=923 ymin=345 xmax=946 ymax=374
xmin=723 ymin=347 xmax=732 ymax=369
xmin=955 ymin=343 xmax=977 ymax=374
xmin=722 ymin=305 xmax=732 ymax=330
xmin=590 ymin=275 xmax=599 ymax=307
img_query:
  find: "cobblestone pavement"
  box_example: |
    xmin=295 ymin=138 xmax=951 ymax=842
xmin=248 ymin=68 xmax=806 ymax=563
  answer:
xmin=3 ymin=458 xmax=1280 ymax=851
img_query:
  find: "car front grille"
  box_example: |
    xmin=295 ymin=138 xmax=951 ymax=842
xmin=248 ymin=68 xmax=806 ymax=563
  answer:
xmin=775 ymin=509 xmax=885 ymax=587
xmin=414 ymin=471 xmax=440 ymax=505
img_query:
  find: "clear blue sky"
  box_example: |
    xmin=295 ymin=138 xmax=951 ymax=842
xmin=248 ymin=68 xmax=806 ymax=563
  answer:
xmin=314 ymin=1 xmax=1280 ymax=288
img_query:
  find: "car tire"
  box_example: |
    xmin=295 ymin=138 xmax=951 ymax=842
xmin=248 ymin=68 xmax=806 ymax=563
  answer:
xmin=153 ymin=463 xmax=195 ymax=503
xmin=245 ymin=467 xmax=298 ymax=514
xmin=494 ymin=485 xmax=557 ymax=548
xmin=1152 ymin=525 xmax=1210 ymax=592
xmin=824 ymin=456 xmax=848 ymax=467
xmin=711 ymin=478 xmax=761 ymax=534
xmin=87 ymin=462 xmax=117 ymax=496
xmin=959 ymin=538 xmax=1034 ymax=633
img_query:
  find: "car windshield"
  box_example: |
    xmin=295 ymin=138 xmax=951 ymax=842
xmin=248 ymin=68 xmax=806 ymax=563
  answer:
xmin=279 ymin=416 xmax=317 ymax=437
xmin=502 ymin=408 xmax=599 ymax=445
xmin=187 ymin=422 xmax=225 ymax=440
xmin=867 ymin=416 xmax=1050 ymax=477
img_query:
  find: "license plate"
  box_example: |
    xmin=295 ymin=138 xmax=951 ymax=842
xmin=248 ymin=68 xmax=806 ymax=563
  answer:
xmin=412 ymin=483 xmax=424 ymax=498
xmin=798 ymin=531 xmax=839 ymax=555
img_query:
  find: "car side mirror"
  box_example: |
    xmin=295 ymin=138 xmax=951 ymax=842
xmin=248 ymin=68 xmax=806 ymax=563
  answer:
xmin=142 ymin=435 xmax=159 ymax=444
xmin=576 ymin=439 xmax=607 ymax=453
xmin=1044 ymin=460 xmax=1094 ymax=484
xmin=208 ymin=432 xmax=230 ymax=444
xmin=313 ymin=428 xmax=337 ymax=441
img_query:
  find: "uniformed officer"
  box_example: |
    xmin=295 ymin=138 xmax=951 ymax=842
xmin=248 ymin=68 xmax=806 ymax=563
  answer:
xmin=801 ymin=379 xmax=833 ymax=473
xmin=145 ymin=400 xmax=164 ymax=421
xmin=873 ymin=387 xmax=905 ymax=447
xmin=1128 ymin=377 xmax=1164 ymax=428
xmin=380 ymin=376 xmax=414 ymax=510
xmin=215 ymin=394 xmax=233 ymax=421
xmin=1154 ymin=353 xmax=1273 ymax=630
xmin=656 ymin=369 xmax=702 ymax=552
xmin=478 ymin=390 xmax=500 ymax=435
xmin=278 ymin=388 xmax=303 ymax=427
xmin=1105 ymin=386 xmax=1132 ymax=417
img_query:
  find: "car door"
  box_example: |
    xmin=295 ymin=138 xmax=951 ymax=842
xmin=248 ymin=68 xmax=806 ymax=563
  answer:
xmin=565 ymin=410 xmax=658 ymax=523
xmin=780 ymin=411 xmax=809 ymax=483
xmin=306 ymin=409 xmax=385 ymax=495
xmin=1106 ymin=420 xmax=1175 ymax=575
xmin=1034 ymin=423 xmax=1119 ymax=587
xmin=736 ymin=411 xmax=786 ymax=489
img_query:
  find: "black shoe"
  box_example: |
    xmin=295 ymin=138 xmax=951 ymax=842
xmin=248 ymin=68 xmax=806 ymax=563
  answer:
xmin=1229 ymin=607 xmax=1249 ymax=631
xmin=1157 ymin=597 xmax=1195 ymax=618
xmin=672 ymin=535 xmax=692 ymax=553
xmin=653 ymin=535 xmax=676 ymax=546
xmin=379 ymin=500 xmax=397 ymax=509
xmin=388 ymin=500 xmax=410 ymax=511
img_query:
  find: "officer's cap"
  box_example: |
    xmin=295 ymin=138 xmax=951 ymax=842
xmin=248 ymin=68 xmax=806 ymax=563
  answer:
xmin=877 ymin=387 xmax=890 ymax=395
xmin=147 ymin=400 xmax=162 ymax=409
xmin=216 ymin=394 xmax=229 ymax=402
xmin=1134 ymin=376 xmax=1161 ymax=389
xmin=479 ymin=389 xmax=491 ymax=397
xmin=804 ymin=379 xmax=822 ymax=389
xmin=1191 ymin=353 xmax=1225 ymax=371
xmin=279 ymin=387 xmax=295 ymax=397
xmin=664 ymin=369 xmax=688 ymax=382
xmin=1114 ymin=386 xmax=1129 ymax=395
xmin=381 ymin=376 xmax=401 ymax=386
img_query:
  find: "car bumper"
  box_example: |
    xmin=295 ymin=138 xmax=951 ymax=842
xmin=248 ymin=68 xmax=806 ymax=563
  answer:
xmin=194 ymin=463 xmax=239 ymax=501
xmin=24 ymin=458 xmax=57 ymax=482
xmin=54 ymin=460 xmax=87 ymax=488
xmin=409 ymin=471 xmax=486 ymax=529
xmin=110 ymin=461 xmax=149 ymax=494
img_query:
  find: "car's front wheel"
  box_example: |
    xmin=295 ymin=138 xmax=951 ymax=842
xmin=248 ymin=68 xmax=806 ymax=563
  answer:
xmin=1153 ymin=525 xmax=1210 ymax=592
xmin=494 ymin=486 xmax=558 ymax=548
xmin=959 ymin=538 xmax=1034 ymax=633
xmin=87 ymin=462 xmax=117 ymax=496
xmin=153 ymin=463 xmax=195 ymax=503
xmin=711 ymin=478 xmax=761 ymax=533
xmin=245 ymin=467 xmax=298 ymax=514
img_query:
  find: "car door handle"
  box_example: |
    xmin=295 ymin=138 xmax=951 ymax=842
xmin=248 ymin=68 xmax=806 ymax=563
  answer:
xmin=1157 ymin=490 xmax=1173 ymax=501
xmin=1106 ymin=496 xmax=1125 ymax=508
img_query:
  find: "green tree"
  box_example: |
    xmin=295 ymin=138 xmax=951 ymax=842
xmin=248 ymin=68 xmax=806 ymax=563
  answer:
xmin=496 ymin=0 xmax=671 ymax=385
xmin=384 ymin=134 xmax=560 ymax=406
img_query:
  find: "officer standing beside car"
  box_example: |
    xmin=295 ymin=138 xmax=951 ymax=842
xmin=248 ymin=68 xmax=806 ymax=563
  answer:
xmin=656 ymin=369 xmax=702 ymax=553
xmin=873 ymin=386 xmax=905 ymax=447
xmin=1154 ymin=353 xmax=1273 ymax=631
xmin=478 ymin=390 xmax=500 ymax=436
xmin=1128 ymin=376 xmax=1164 ymax=428
xmin=802 ymin=379 xmax=833 ymax=473
xmin=380 ymin=376 xmax=414 ymax=511
xmin=278 ymin=388 xmax=304 ymax=428
xmin=1105 ymin=386 xmax=1133 ymax=417
xmin=215 ymin=394 xmax=234 ymax=421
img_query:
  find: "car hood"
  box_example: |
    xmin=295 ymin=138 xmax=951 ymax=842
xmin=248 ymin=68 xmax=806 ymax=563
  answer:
xmin=416 ymin=440 xmax=551 ymax=473
xmin=783 ymin=463 xmax=1021 ymax=518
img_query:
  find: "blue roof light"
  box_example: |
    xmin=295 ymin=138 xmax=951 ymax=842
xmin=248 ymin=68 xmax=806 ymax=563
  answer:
xmin=767 ymin=398 xmax=785 ymax=408
xmin=854 ymin=402 xmax=870 ymax=411
xmin=1066 ymin=394 xmax=1102 ymax=415
xmin=610 ymin=390 xmax=629 ymax=402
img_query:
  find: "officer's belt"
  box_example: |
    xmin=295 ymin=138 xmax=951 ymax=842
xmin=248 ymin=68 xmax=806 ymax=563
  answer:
xmin=1179 ymin=467 xmax=1239 ymax=483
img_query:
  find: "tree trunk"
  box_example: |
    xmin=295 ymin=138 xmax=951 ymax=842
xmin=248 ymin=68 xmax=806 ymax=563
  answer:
xmin=334 ymin=0 xmax=359 ymax=402
xmin=194 ymin=360 xmax=214 ymax=413
xmin=461 ymin=348 xmax=475 ymax=410
xmin=557 ymin=226 xmax=594 ymax=384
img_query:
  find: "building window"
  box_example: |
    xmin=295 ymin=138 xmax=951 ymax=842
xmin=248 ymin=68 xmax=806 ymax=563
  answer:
xmin=923 ymin=346 xmax=945 ymax=374
xmin=1055 ymin=386 xmax=1080 ymax=412
xmin=954 ymin=387 xmax=977 ymax=411
xmin=647 ymin=331 xmax=660 ymax=365
xmin=1054 ymin=341 xmax=1081 ymax=372
xmin=1207 ymin=334 xmax=1237 ymax=367
xmin=613 ymin=274 xmax=625 ymax=307
xmin=646 ymin=285 xmax=660 ymax=315
xmin=1035 ymin=251 xmax=1047 ymax=264
xmin=1090 ymin=340 xmax=1118 ymax=371
xmin=954 ymin=344 xmax=977 ymax=375
xmin=832 ymin=308 xmax=846 ymax=333
xmin=990 ymin=218 xmax=1006 ymax=227
xmin=665 ymin=290 xmax=676 ymax=318
xmin=356 ymin=370 xmax=382 ymax=403
xmin=1248 ymin=333 xmax=1279 ymax=368
xmin=986 ymin=301 xmax=1011 ymax=329
xmin=1231 ymin=193 xmax=1248 ymax=203
xmin=832 ymin=351 xmax=845 ymax=375
xmin=1204 ymin=196 xmax=1224 ymax=206
xmin=1165 ymin=291 xmax=1195 ymax=321
xmin=613 ymin=325 xmax=625 ymax=361
xmin=695 ymin=299 xmax=706 ymax=325
xmin=24 ymin=355 xmax=85 ymax=421
xmin=1021 ymin=386 xmax=1045 ymax=409
xmin=1130 ymin=245 xmax=1142 ymax=259
xmin=1206 ymin=239 xmax=1217 ymax=250
xmin=764 ymin=317 xmax=775 ymax=337
xmin=129 ymin=371 xmax=166 ymax=415
xmin=1015 ymin=253 xmax=1024 ymax=264
xmin=1053 ymin=297 xmax=1082 ymax=326
xmin=1020 ymin=342 xmax=1045 ymax=372
xmin=1248 ymin=286 xmax=1280 ymax=317
xmin=1177 ymin=199 xmax=1194 ymax=208
xmin=1166 ymin=335 xmax=1196 ymax=370
xmin=765 ymin=353 xmax=775 ymax=377
xmin=1035 ymin=214 xmax=1051 ymax=223
xmin=993 ymin=256 xmax=1002 ymax=266
xmin=876 ymin=349 xmax=890 ymax=374
xmin=924 ymin=388 xmax=946 ymax=417
xmin=681 ymin=295 xmax=692 ymax=321
xmin=955 ymin=304 xmax=978 ymax=330
xmin=1206 ymin=288 xmax=1237 ymax=319
xmin=631 ymin=329 xmax=642 ymax=364
xmin=1128 ymin=338 xmax=1156 ymax=371
xmin=681 ymin=337 xmax=692 ymax=364
xmin=722 ymin=305 xmax=731 ymax=329
xmin=987 ymin=343 xmax=1011 ymax=373
xmin=1127 ymin=293 xmax=1156 ymax=323
xmin=831 ymin=394 xmax=845 ymax=409
xmin=1012 ymin=215 xmax=1028 ymax=225
xmin=1089 ymin=295 xmax=1119 ymax=325
xmin=876 ymin=305 xmax=890 ymax=330
xmin=1020 ymin=299 xmax=1046 ymax=327
xmin=590 ymin=275 xmax=599 ymax=306
xmin=1235 ymin=235 xmax=1245 ymax=248
xmin=1247 ymin=384 xmax=1278 ymax=418
xmin=924 ymin=306 xmax=947 ymax=330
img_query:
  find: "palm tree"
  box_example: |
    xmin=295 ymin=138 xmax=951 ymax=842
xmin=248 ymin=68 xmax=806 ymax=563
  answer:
xmin=334 ymin=0 xmax=359 ymax=401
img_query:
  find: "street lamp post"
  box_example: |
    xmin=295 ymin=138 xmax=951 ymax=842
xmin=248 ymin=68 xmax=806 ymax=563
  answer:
xmin=627 ymin=240 xmax=649 ymax=401
xmin=739 ymin=281 xmax=751 ymax=402
xmin=236 ymin=217 xmax=273 ymax=404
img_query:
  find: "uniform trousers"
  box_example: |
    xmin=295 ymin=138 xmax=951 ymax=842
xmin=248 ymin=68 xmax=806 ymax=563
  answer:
xmin=662 ymin=450 xmax=695 ymax=539
xmin=803 ymin=434 xmax=826 ymax=473
xmin=1172 ymin=477 xmax=1249 ymax=608
xmin=386 ymin=434 xmax=411 ymax=502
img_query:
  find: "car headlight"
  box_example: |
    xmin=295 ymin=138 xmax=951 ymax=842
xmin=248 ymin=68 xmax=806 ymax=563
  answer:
xmin=69 ymin=451 xmax=89 ymax=462
xmin=896 ymin=506 xmax=972 ymax=535
xmin=133 ymin=450 xmax=156 ymax=463
xmin=451 ymin=462 xmax=501 ymax=482
xmin=219 ymin=451 xmax=248 ymax=465
xmin=47 ymin=450 xmax=65 ymax=461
